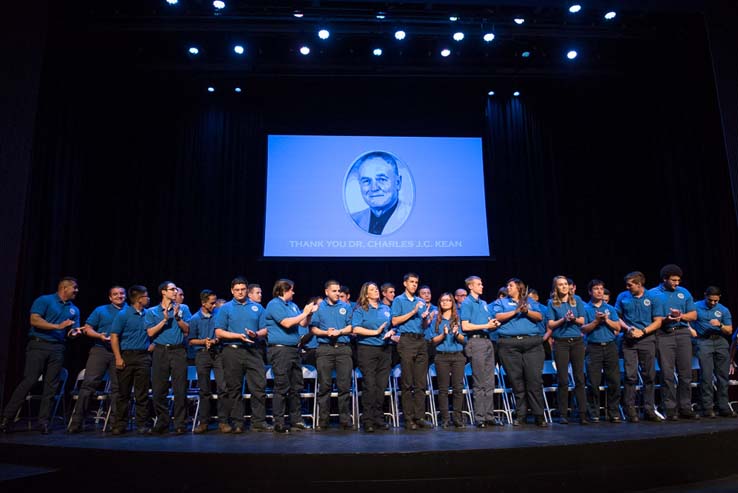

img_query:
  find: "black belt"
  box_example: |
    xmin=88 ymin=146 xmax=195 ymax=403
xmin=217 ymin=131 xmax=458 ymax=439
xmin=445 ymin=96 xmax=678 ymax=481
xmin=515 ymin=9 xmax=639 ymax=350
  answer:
xmin=155 ymin=343 xmax=183 ymax=350
xmin=400 ymin=333 xmax=424 ymax=339
xmin=469 ymin=334 xmax=487 ymax=339
xmin=319 ymin=342 xmax=349 ymax=347
xmin=30 ymin=336 xmax=63 ymax=345
xmin=224 ymin=344 xmax=249 ymax=349
xmin=122 ymin=349 xmax=149 ymax=354
xmin=500 ymin=334 xmax=537 ymax=340
xmin=436 ymin=351 xmax=464 ymax=355
xmin=268 ymin=344 xmax=297 ymax=348
xmin=589 ymin=341 xmax=615 ymax=347
xmin=702 ymin=333 xmax=723 ymax=340
xmin=554 ymin=337 xmax=583 ymax=343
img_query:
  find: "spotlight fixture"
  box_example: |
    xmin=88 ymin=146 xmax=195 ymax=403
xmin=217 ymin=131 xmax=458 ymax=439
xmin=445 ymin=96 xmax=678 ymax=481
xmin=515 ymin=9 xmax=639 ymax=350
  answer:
xmin=376 ymin=12 xmax=386 ymax=20
xmin=373 ymin=48 xmax=383 ymax=56
xmin=292 ymin=10 xmax=304 ymax=18
xmin=441 ymin=48 xmax=451 ymax=57
xmin=234 ymin=87 xmax=242 ymax=93
xmin=569 ymin=5 xmax=582 ymax=13
xmin=514 ymin=18 xmax=525 ymax=25
xmin=394 ymin=30 xmax=406 ymax=40
xmin=188 ymin=47 xmax=199 ymax=55
xmin=212 ymin=1 xmax=225 ymax=9
xmin=566 ymin=50 xmax=578 ymax=60
xmin=299 ymin=46 xmax=310 ymax=55
xmin=318 ymin=29 xmax=330 ymax=40
xmin=513 ymin=91 xmax=520 ymax=97
xmin=488 ymin=91 xmax=495 ymax=96
xmin=449 ymin=16 xmax=459 ymax=22
xmin=483 ymin=33 xmax=496 ymax=42
xmin=453 ymin=32 xmax=465 ymax=41
xmin=521 ymin=51 xmax=531 ymax=58
xmin=604 ymin=11 xmax=617 ymax=20
xmin=233 ymin=45 xmax=244 ymax=55
xmin=165 ymin=0 xmax=178 ymax=5
xmin=207 ymin=86 xmax=215 ymax=93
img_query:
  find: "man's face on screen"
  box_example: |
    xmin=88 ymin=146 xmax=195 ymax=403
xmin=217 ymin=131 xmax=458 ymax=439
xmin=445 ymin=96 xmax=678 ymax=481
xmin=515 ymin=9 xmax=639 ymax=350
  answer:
xmin=358 ymin=157 xmax=401 ymax=211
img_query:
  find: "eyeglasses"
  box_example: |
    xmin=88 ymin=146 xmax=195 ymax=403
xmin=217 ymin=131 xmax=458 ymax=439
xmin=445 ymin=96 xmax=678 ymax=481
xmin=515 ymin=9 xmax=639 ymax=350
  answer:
xmin=166 ymin=287 xmax=178 ymax=291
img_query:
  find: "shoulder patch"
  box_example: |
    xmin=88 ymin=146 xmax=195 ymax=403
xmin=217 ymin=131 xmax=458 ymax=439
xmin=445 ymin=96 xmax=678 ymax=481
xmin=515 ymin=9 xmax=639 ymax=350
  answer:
xmin=643 ymin=299 xmax=651 ymax=307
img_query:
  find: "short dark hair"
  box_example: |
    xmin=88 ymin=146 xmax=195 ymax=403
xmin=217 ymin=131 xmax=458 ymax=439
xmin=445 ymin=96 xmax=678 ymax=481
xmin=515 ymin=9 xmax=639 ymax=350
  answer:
xmin=587 ymin=279 xmax=605 ymax=293
xmin=200 ymin=289 xmax=216 ymax=304
xmin=338 ymin=284 xmax=350 ymax=294
xmin=403 ymin=272 xmax=419 ymax=282
xmin=660 ymin=264 xmax=683 ymax=280
xmin=59 ymin=277 xmax=78 ymax=288
xmin=231 ymin=277 xmax=248 ymax=289
xmin=705 ymin=286 xmax=721 ymax=297
xmin=419 ymin=285 xmax=431 ymax=292
xmin=624 ymin=271 xmax=646 ymax=286
xmin=108 ymin=285 xmax=125 ymax=296
xmin=128 ymin=285 xmax=148 ymax=303
xmin=325 ymin=280 xmax=341 ymax=289
xmin=273 ymin=279 xmax=294 ymax=297
xmin=380 ymin=283 xmax=395 ymax=293
xmin=158 ymin=281 xmax=174 ymax=294
xmin=247 ymin=283 xmax=261 ymax=292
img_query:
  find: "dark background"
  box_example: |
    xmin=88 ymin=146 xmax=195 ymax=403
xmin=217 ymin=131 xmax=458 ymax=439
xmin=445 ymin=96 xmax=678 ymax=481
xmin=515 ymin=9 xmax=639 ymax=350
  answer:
xmin=2 ymin=1 xmax=738 ymax=397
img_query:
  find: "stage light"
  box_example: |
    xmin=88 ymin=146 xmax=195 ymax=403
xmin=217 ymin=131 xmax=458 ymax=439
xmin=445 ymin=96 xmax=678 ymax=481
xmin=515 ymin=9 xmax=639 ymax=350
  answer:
xmin=188 ymin=47 xmax=199 ymax=55
xmin=165 ymin=0 xmax=178 ymax=5
xmin=234 ymin=87 xmax=242 ymax=93
xmin=483 ymin=33 xmax=496 ymax=42
xmin=569 ymin=4 xmax=582 ymax=13
xmin=488 ymin=91 xmax=495 ymax=96
xmin=449 ymin=16 xmax=459 ymax=22
xmin=441 ymin=48 xmax=451 ymax=57
xmin=566 ymin=50 xmax=578 ymax=60
xmin=514 ymin=18 xmax=525 ymax=25
xmin=521 ymin=51 xmax=531 ymax=58
xmin=513 ymin=91 xmax=520 ymax=97
xmin=299 ymin=46 xmax=310 ymax=55
xmin=318 ymin=29 xmax=330 ymax=40
xmin=604 ymin=11 xmax=617 ymax=20
xmin=373 ymin=48 xmax=383 ymax=56
xmin=212 ymin=1 xmax=225 ymax=9
xmin=293 ymin=10 xmax=303 ymax=18
xmin=233 ymin=45 xmax=244 ymax=55
xmin=453 ymin=32 xmax=465 ymax=41
xmin=394 ymin=30 xmax=406 ymax=40
xmin=376 ymin=12 xmax=386 ymax=20
xmin=207 ymin=86 xmax=215 ymax=93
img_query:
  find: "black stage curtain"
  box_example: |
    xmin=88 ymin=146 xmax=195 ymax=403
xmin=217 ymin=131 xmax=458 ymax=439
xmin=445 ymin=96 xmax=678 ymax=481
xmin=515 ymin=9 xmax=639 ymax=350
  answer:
xmin=5 ymin=14 xmax=737 ymax=388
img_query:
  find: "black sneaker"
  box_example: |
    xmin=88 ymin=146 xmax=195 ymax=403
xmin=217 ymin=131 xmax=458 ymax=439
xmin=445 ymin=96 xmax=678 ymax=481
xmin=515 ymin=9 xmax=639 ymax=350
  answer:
xmin=535 ymin=416 xmax=548 ymax=427
xmin=644 ymin=412 xmax=663 ymax=422
xmin=610 ymin=415 xmax=623 ymax=424
xmin=273 ymin=424 xmax=290 ymax=433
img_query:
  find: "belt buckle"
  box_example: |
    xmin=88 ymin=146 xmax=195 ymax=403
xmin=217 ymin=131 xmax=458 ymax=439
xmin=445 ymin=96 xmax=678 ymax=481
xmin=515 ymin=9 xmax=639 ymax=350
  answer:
xmin=515 ymin=335 xmax=524 ymax=340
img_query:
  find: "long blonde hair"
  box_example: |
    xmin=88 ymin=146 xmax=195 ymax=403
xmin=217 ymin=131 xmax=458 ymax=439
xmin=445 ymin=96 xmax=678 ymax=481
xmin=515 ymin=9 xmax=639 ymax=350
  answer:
xmin=357 ymin=282 xmax=378 ymax=311
xmin=551 ymin=275 xmax=576 ymax=307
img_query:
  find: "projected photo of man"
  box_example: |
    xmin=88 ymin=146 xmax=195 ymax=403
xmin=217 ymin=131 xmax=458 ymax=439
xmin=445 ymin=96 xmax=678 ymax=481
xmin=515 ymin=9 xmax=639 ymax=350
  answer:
xmin=344 ymin=150 xmax=415 ymax=235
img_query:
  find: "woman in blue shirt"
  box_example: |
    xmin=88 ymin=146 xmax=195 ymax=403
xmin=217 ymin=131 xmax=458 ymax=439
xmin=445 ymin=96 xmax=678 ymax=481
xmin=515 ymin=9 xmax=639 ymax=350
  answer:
xmin=352 ymin=282 xmax=393 ymax=432
xmin=546 ymin=275 xmax=587 ymax=424
xmin=426 ymin=292 xmax=466 ymax=428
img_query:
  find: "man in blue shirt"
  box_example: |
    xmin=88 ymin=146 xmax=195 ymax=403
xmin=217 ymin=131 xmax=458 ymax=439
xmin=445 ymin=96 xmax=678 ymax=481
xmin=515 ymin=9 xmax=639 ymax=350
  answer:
xmin=110 ymin=285 xmax=152 ymax=435
xmin=391 ymin=272 xmax=432 ymax=430
xmin=311 ymin=280 xmax=354 ymax=430
xmin=188 ymin=289 xmax=225 ymax=433
xmin=263 ymin=279 xmax=318 ymax=433
xmin=214 ymin=277 xmax=271 ymax=434
xmin=460 ymin=276 xmax=502 ymax=427
xmin=615 ymin=271 xmax=664 ymax=422
xmin=648 ymin=264 xmax=699 ymax=420
xmin=1 ymin=277 xmax=81 ymax=434
xmin=582 ymin=280 xmax=622 ymax=423
xmin=145 ymin=281 xmax=191 ymax=434
xmin=692 ymin=286 xmax=737 ymax=418
xmin=68 ymin=285 xmax=127 ymax=433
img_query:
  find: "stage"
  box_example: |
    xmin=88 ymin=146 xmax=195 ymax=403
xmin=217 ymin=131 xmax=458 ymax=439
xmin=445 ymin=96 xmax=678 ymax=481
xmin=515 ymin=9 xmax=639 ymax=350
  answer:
xmin=1 ymin=418 xmax=737 ymax=492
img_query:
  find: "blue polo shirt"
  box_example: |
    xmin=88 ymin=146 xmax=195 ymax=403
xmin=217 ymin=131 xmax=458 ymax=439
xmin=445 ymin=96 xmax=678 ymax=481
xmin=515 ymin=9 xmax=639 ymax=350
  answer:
xmin=584 ymin=301 xmax=620 ymax=343
xmin=614 ymin=290 xmax=663 ymax=330
xmin=298 ymin=325 xmax=318 ymax=349
xmin=213 ymin=298 xmax=263 ymax=347
xmin=110 ymin=305 xmax=150 ymax=350
xmin=263 ymin=297 xmax=302 ymax=346
xmin=546 ymin=299 xmax=586 ymax=339
xmin=492 ymin=297 xmax=540 ymax=337
xmin=391 ymin=292 xmax=426 ymax=335
xmin=425 ymin=318 xmax=464 ymax=353
xmin=532 ymin=300 xmax=548 ymax=336
xmin=188 ymin=309 xmax=218 ymax=353
xmin=693 ymin=300 xmax=732 ymax=337
xmin=648 ymin=285 xmax=695 ymax=330
xmin=86 ymin=303 xmax=126 ymax=348
xmin=459 ymin=295 xmax=492 ymax=337
xmin=310 ymin=300 xmax=352 ymax=344
xmin=145 ymin=304 xmax=191 ymax=346
xmin=352 ymin=303 xmax=392 ymax=346
xmin=29 ymin=293 xmax=81 ymax=343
